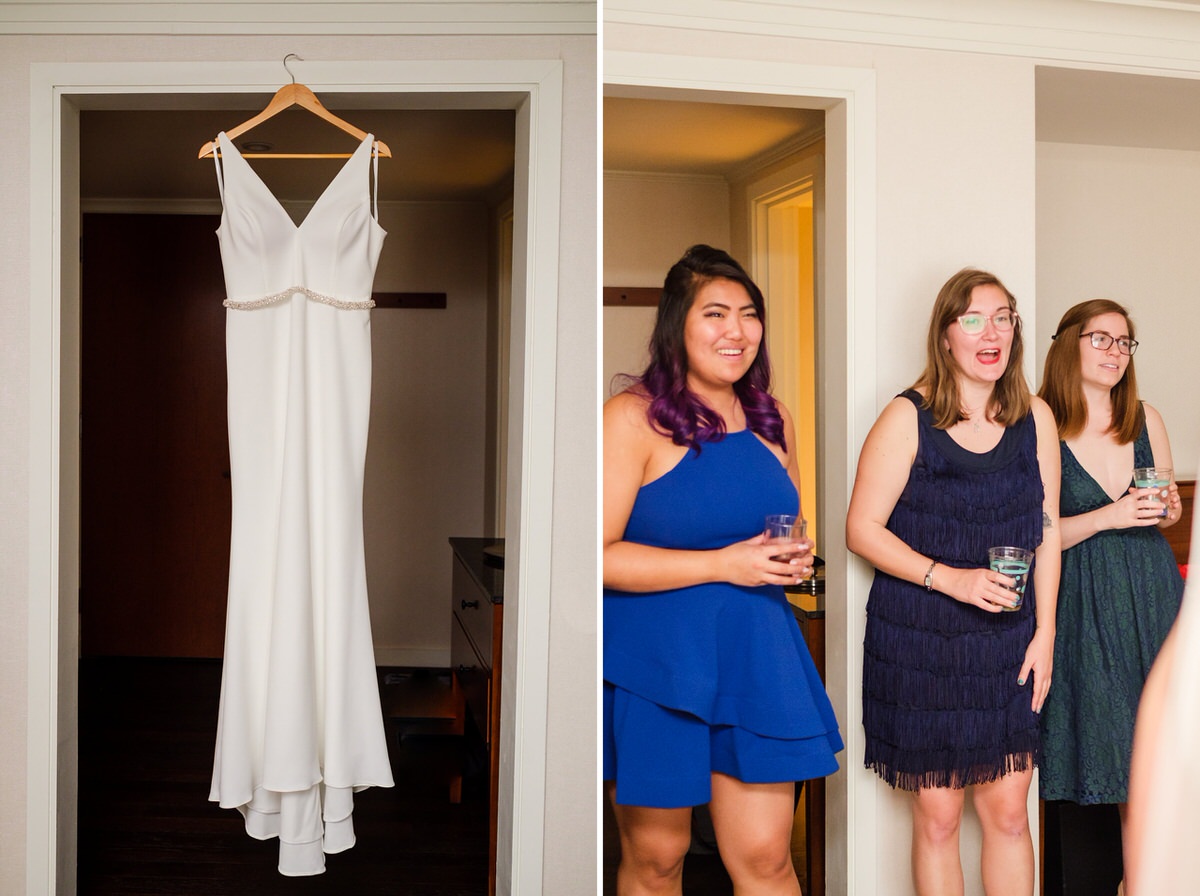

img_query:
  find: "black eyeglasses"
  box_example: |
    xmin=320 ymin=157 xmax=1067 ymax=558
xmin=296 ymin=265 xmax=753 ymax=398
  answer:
xmin=1080 ymin=331 xmax=1138 ymax=356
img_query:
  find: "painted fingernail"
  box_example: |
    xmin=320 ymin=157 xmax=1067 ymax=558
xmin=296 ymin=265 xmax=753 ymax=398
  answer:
xmin=1017 ymin=677 xmax=1025 ymax=686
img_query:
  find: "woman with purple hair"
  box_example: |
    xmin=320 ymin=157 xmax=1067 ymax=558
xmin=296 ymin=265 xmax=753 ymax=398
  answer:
xmin=603 ymin=245 xmax=842 ymax=894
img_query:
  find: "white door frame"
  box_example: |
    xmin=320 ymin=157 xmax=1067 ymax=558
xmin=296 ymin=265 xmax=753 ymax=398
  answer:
xmin=26 ymin=58 xmax=562 ymax=896
xmin=754 ymin=175 xmax=815 ymax=437
xmin=749 ymin=160 xmax=820 ymax=543
xmin=604 ymin=51 xmax=877 ymax=894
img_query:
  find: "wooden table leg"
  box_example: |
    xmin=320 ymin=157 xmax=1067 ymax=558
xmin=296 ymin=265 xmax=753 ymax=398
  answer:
xmin=803 ymin=611 xmax=827 ymax=896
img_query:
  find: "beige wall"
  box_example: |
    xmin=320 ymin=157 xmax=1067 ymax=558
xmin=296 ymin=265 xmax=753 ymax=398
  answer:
xmin=602 ymin=145 xmax=823 ymax=539
xmin=606 ymin=17 xmax=1038 ymax=896
xmin=1037 ymin=140 xmax=1200 ymax=478
xmin=0 ymin=23 xmax=595 ymax=896
xmin=367 ymin=201 xmax=491 ymax=664
xmin=608 ymin=3 xmax=1200 ymax=892
xmin=602 ymin=172 xmax=730 ymax=394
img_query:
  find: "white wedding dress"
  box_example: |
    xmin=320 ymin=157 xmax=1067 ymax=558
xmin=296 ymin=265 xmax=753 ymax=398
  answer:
xmin=208 ymin=130 xmax=394 ymax=876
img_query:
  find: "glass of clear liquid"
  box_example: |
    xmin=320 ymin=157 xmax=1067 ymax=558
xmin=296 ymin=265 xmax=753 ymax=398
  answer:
xmin=764 ymin=514 xmax=807 ymax=562
xmin=988 ymin=545 xmax=1033 ymax=612
xmin=1133 ymin=466 xmax=1172 ymax=518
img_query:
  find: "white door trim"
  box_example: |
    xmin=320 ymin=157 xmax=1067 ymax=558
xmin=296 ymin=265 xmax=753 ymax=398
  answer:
xmin=0 ymin=0 xmax=594 ymax=35
xmin=750 ymin=165 xmax=818 ymax=458
xmin=26 ymin=57 xmax=562 ymax=896
xmin=604 ymin=50 xmax=878 ymax=894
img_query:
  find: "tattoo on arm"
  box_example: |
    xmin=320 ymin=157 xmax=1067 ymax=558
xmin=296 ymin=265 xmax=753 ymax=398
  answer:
xmin=1043 ymin=511 xmax=1053 ymax=529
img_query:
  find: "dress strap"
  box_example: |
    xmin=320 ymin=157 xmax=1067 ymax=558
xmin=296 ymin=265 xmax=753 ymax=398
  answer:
xmin=372 ymin=138 xmax=380 ymax=221
xmin=212 ymin=132 xmax=226 ymax=204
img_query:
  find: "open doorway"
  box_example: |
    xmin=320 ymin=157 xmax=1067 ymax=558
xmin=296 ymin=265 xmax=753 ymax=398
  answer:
xmin=77 ymin=105 xmax=514 ymax=662
xmin=601 ymin=94 xmax=828 ymax=893
xmin=748 ymin=153 xmax=822 ymax=550
xmin=1035 ymin=64 xmax=1200 ymax=896
xmin=601 ymin=50 xmax=878 ymax=894
xmin=75 ymin=103 xmax=514 ymax=890
xmin=27 ymin=58 xmax=565 ymax=896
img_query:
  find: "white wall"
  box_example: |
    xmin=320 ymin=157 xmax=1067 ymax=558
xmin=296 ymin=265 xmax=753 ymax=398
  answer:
xmin=0 ymin=19 xmax=595 ymax=896
xmin=606 ymin=17 xmax=1037 ymax=896
xmin=602 ymin=172 xmax=729 ymax=394
xmin=608 ymin=3 xmax=1200 ymax=892
xmin=1037 ymin=141 xmax=1200 ymax=478
xmin=801 ymin=41 xmax=1037 ymax=896
xmin=366 ymin=201 xmax=489 ymax=665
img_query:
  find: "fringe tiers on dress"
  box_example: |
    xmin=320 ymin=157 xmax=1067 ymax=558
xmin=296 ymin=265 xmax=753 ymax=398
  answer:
xmin=862 ymin=391 xmax=1045 ymax=792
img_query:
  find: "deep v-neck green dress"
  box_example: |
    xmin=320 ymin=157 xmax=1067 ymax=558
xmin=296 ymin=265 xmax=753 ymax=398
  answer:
xmin=1039 ymin=421 xmax=1184 ymax=803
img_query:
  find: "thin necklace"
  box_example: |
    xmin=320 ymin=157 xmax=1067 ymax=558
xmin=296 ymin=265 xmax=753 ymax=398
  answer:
xmin=963 ymin=403 xmax=986 ymax=433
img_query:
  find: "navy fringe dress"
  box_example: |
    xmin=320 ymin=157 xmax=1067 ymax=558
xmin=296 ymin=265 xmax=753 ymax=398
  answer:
xmin=862 ymin=391 xmax=1044 ymax=791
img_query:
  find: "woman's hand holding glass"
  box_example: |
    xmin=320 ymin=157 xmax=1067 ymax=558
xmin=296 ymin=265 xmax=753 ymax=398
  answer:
xmin=1146 ymin=480 xmax=1183 ymax=525
xmin=938 ymin=564 xmax=1022 ymax=613
xmin=1110 ymin=485 xmax=1177 ymax=529
xmin=1160 ymin=481 xmax=1184 ymax=522
xmin=716 ymin=534 xmax=814 ymax=587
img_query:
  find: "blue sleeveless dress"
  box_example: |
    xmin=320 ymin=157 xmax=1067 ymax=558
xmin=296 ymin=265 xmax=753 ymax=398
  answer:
xmin=604 ymin=429 xmax=843 ymax=808
xmin=1039 ymin=419 xmax=1184 ymax=803
xmin=862 ymin=391 xmax=1044 ymax=791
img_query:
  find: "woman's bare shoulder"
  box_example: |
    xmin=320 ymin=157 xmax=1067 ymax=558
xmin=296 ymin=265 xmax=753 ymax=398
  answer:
xmin=1029 ymin=394 xmax=1057 ymax=427
xmin=604 ymin=388 xmax=659 ymax=443
xmin=605 ymin=387 xmax=649 ymax=419
xmin=878 ymin=391 xmax=920 ymax=427
xmin=1141 ymin=400 xmax=1167 ymax=430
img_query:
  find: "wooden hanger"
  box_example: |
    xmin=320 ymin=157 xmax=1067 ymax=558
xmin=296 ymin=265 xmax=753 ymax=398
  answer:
xmin=198 ymin=55 xmax=391 ymax=160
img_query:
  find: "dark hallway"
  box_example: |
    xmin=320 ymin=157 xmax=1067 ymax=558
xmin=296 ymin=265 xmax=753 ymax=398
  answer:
xmin=77 ymin=657 xmax=487 ymax=895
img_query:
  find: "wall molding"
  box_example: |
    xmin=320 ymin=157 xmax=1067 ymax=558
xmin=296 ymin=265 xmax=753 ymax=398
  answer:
xmin=602 ymin=169 xmax=726 ymax=186
xmin=0 ymin=0 xmax=595 ymax=35
xmin=606 ymin=0 xmax=1200 ymax=71
xmin=728 ymin=130 xmax=824 ymax=189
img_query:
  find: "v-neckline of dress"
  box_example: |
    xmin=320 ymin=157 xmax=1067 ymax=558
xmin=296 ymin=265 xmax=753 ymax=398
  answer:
xmin=1062 ymin=440 xmax=1130 ymax=505
xmin=218 ymin=130 xmax=372 ymax=232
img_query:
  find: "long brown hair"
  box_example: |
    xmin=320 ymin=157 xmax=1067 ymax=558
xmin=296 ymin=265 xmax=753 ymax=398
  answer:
xmin=1038 ymin=299 xmax=1141 ymax=442
xmin=911 ymin=268 xmax=1031 ymax=429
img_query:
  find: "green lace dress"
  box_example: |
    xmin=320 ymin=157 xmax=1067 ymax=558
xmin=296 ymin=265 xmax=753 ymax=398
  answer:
xmin=1039 ymin=423 xmax=1184 ymax=804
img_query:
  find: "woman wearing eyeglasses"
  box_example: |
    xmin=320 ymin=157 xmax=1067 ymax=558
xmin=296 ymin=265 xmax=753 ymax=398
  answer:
xmin=846 ymin=268 xmax=1061 ymax=895
xmin=1036 ymin=299 xmax=1184 ymax=871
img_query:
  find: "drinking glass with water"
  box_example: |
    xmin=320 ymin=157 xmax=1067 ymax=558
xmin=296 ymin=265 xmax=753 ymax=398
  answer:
xmin=988 ymin=546 xmax=1033 ymax=612
xmin=1133 ymin=466 xmax=1172 ymax=518
xmin=764 ymin=514 xmax=807 ymax=562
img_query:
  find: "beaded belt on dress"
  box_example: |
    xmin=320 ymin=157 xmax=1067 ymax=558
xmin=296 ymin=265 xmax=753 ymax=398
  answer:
xmin=223 ymin=285 xmax=375 ymax=311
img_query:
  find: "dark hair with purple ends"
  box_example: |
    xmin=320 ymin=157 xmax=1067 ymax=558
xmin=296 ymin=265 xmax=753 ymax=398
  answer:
xmin=637 ymin=244 xmax=785 ymax=452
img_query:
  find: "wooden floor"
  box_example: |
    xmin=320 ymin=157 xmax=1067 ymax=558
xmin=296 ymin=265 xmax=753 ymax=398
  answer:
xmin=77 ymin=657 xmax=488 ymax=895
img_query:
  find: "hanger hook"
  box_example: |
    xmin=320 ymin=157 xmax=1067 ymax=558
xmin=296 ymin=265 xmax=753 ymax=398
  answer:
xmin=282 ymin=53 xmax=302 ymax=84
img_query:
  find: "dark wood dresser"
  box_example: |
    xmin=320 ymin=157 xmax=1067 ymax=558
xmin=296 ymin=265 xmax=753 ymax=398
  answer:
xmin=449 ymin=537 xmax=504 ymax=895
